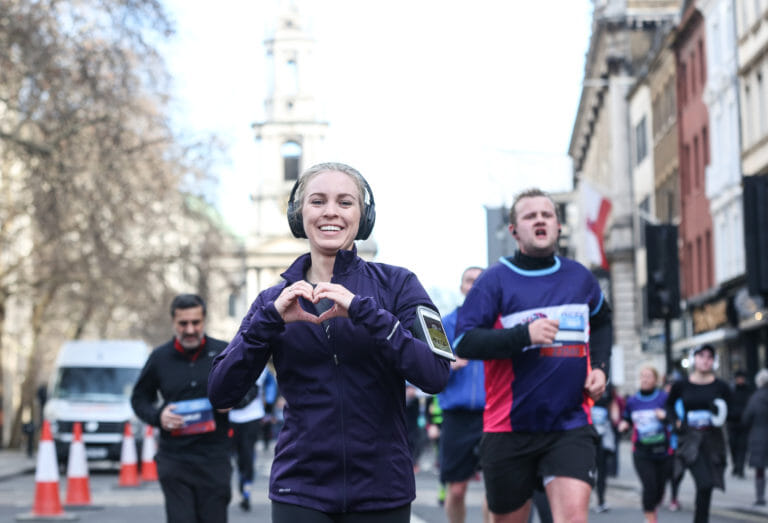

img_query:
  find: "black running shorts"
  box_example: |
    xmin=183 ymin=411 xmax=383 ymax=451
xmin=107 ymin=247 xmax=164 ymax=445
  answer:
xmin=438 ymin=409 xmax=484 ymax=484
xmin=479 ymin=425 xmax=598 ymax=514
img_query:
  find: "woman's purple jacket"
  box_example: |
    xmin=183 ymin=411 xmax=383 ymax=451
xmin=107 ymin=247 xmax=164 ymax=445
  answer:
xmin=208 ymin=247 xmax=450 ymax=513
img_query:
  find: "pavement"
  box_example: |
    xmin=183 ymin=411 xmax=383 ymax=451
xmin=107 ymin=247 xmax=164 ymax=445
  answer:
xmin=597 ymin=438 xmax=768 ymax=520
xmin=2 ymin=437 xmax=768 ymax=520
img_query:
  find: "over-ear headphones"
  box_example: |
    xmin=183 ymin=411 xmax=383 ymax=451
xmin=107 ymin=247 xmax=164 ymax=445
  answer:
xmin=286 ymin=170 xmax=376 ymax=240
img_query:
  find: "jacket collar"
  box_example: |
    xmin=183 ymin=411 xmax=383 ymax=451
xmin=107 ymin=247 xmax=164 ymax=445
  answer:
xmin=281 ymin=245 xmax=361 ymax=284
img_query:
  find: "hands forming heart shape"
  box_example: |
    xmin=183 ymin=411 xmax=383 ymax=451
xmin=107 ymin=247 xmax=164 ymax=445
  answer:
xmin=275 ymin=281 xmax=355 ymax=325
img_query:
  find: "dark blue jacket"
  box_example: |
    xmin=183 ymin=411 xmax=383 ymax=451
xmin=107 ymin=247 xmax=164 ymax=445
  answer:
xmin=208 ymin=247 xmax=450 ymax=512
xmin=437 ymin=308 xmax=485 ymax=411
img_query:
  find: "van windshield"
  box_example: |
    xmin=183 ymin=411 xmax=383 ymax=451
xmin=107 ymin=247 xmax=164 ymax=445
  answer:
xmin=54 ymin=367 xmax=141 ymax=401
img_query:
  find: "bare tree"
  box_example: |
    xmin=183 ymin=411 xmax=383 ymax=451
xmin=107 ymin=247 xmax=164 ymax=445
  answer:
xmin=0 ymin=0 xmax=232 ymax=446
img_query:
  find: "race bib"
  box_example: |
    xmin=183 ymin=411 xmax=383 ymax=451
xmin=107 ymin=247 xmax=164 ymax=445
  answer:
xmin=687 ymin=409 xmax=712 ymax=429
xmin=631 ymin=409 xmax=665 ymax=444
xmin=170 ymin=397 xmax=217 ymax=436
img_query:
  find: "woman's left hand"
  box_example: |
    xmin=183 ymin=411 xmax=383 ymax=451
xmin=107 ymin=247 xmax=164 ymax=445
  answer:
xmin=312 ymin=282 xmax=355 ymax=321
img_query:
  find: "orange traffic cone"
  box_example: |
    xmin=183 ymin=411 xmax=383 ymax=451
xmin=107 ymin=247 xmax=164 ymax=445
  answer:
xmin=64 ymin=422 xmax=91 ymax=506
xmin=140 ymin=425 xmax=158 ymax=482
xmin=117 ymin=423 xmax=140 ymax=487
xmin=16 ymin=420 xmax=76 ymax=520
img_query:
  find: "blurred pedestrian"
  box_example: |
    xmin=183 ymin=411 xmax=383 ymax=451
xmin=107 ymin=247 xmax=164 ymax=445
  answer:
xmin=259 ymin=366 xmax=278 ymax=451
xmin=663 ymin=373 xmax=684 ymax=511
xmin=618 ymin=366 xmax=672 ymax=523
xmin=437 ymin=266 xmax=489 ymax=523
xmin=666 ymin=344 xmax=731 ymax=523
xmin=727 ymin=370 xmax=753 ymax=478
xmin=207 ymin=162 xmax=450 ymax=523
xmin=742 ymin=368 xmax=768 ymax=506
xmin=131 ymin=294 xmax=231 ymax=523
xmin=405 ymin=382 xmax=426 ymax=471
xmin=228 ymin=368 xmax=270 ymax=511
xmin=455 ymin=187 xmax=613 ymax=522
xmin=591 ymin=384 xmax=620 ymax=513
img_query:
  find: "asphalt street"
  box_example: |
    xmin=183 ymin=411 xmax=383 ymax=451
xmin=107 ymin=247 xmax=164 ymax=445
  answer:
xmin=1 ymin=440 xmax=767 ymax=522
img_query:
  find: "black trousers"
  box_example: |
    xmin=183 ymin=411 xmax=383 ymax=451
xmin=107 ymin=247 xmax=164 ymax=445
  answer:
xmin=727 ymin=422 xmax=748 ymax=474
xmin=231 ymin=419 xmax=261 ymax=491
xmin=156 ymin=454 xmax=232 ymax=523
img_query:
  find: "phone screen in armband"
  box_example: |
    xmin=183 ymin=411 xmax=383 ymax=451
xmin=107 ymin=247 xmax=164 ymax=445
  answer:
xmin=414 ymin=306 xmax=456 ymax=361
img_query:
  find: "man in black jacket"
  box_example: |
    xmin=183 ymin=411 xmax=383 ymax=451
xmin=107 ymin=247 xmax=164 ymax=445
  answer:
xmin=131 ymin=294 xmax=231 ymax=523
xmin=728 ymin=370 xmax=754 ymax=477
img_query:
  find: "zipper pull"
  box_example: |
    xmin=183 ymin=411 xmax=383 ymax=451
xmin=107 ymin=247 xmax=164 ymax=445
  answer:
xmin=333 ymin=354 xmax=339 ymax=365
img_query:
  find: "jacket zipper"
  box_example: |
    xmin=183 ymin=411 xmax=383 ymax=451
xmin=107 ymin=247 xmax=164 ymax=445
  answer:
xmin=329 ymin=319 xmax=347 ymax=511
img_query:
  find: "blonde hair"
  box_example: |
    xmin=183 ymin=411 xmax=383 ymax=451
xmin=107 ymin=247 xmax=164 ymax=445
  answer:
xmin=640 ymin=365 xmax=659 ymax=383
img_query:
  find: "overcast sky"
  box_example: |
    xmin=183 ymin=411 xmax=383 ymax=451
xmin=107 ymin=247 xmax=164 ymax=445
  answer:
xmin=162 ymin=0 xmax=593 ymax=309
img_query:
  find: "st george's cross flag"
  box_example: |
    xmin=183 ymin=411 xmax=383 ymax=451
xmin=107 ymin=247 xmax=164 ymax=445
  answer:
xmin=580 ymin=180 xmax=612 ymax=270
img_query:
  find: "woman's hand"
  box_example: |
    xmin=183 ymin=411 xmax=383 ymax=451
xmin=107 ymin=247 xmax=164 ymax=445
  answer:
xmin=275 ymin=281 xmax=322 ymax=324
xmin=313 ymin=282 xmax=355 ymax=322
xmin=275 ymin=281 xmax=356 ymax=324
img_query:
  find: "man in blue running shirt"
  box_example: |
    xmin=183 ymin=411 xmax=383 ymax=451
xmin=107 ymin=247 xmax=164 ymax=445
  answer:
xmin=455 ymin=188 xmax=613 ymax=523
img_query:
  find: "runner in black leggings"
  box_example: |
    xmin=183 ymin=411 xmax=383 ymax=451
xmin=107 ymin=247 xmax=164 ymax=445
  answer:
xmin=619 ymin=366 xmax=671 ymax=523
xmin=666 ymin=345 xmax=731 ymax=523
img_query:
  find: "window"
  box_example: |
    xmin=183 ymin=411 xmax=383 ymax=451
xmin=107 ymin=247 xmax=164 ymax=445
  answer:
xmin=285 ymin=58 xmax=298 ymax=96
xmin=635 ymin=117 xmax=648 ymax=165
xmin=682 ymin=145 xmax=690 ymax=194
xmin=702 ymin=127 xmax=709 ymax=166
xmin=705 ymin=230 xmax=713 ymax=288
xmin=668 ymin=78 xmax=677 ymax=120
xmin=638 ymin=197 xmax=650 ymax=244
xmin=54 ymin=368 xmax=140 ymax=400
xmin=693 ymin=136 xmax=700 ymax=189
xmin=696 ymin=236 xmax=703 ymax=293
xmin=698 ymin=39 xmax=706 ymax=85
xmin=281 ymin=141 xmax=302 ymax=181
xmin=744 ymin=83 xmax=753 ymax=146
xmin=685 ymin=241 xmax=693 ymax=297
xmin=679 ymin=62 xmax=688 ymax=106
xmin=758 ymin=71 xmax=766 ymax=137
xmin=690 ymin=52 xmax=697 ymax=95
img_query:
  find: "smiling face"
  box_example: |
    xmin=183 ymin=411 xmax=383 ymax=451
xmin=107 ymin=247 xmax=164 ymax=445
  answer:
xmin=301 ymin=170 xmax=362 ymax=256
xmin=510 ymin=195 xmax=560 ymax=256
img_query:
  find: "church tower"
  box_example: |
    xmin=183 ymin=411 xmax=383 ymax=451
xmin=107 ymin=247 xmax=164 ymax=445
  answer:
xmin=245 ymin=1 xmax=376 ymax=298
xmin=250 ymin=2 xmax=327 ymax=239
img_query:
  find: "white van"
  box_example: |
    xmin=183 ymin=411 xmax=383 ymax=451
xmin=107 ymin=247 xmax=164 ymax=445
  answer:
xmin=43 ymin=339 xmax=150 ymax=464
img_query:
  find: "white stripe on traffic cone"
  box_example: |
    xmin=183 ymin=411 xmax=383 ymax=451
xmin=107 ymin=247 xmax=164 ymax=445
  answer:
xmin=64 ymin=422 xmax=91 ymax=506
xmin=117 ymin=423 xmax=140 ymax=487
xmin=140 ymin=426 xmax=158 ymax=482
xmin=15 ymin=420 xmax=77 ymax=520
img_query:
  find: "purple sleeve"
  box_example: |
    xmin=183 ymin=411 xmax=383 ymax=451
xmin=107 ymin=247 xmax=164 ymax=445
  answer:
xmin=208 ymin=292 xmax=284 ymax=409
xmin=347 ymin=275 xmax=449 ymax=394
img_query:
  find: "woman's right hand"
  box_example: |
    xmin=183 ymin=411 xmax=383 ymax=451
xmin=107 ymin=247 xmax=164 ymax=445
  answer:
xmin=275 ymin=281 xmax=321 ymax=324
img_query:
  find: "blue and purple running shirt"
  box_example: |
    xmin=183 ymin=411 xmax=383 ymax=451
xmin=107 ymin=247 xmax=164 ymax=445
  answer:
xmin=455 ymin=256 xmax=606 ymax=433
